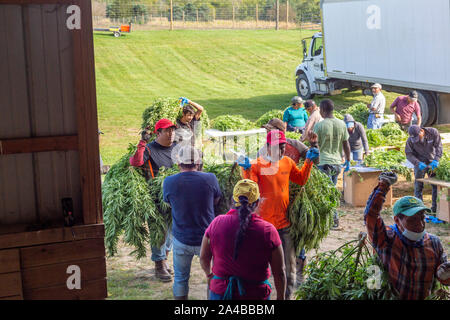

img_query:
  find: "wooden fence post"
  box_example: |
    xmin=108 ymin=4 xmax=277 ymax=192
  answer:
xmin=170 ymin=0 xmax=173 ymax=30
xmin=286 ymin=0 xmax=289 ymax=30
xmin=276 ymin=0 xmax=279 ymax=30
xmin=232 ymin=6 xmax=235 ymax=28
xmin=256 ymin=3 xmax=258 ymax=28
xmin=196 ymin=8 xmax=199 ymax=26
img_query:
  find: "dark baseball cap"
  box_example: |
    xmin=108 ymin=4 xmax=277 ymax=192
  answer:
xmin=408 ymin=90 xmax=418 ymax=100
xmin=408 ymin=125 xmax=422 ymax=143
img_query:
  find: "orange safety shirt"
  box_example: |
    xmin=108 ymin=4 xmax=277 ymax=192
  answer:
xmin=242 ymin=156 xmax=313 ymax=230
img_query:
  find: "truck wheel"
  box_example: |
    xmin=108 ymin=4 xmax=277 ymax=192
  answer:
xmin=114 ymin=31 xmax=121 ymax=37
xmin=296 ymin=73 xmax=314 ymax=100
xmin=416 ymin=90 xmax=437 ymax=126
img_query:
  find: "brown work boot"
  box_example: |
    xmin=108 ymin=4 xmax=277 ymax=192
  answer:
xmin=154 ymin=260 xmax=172 ymax=282
xmin=295 ymin=257 xmax=306 ymax=286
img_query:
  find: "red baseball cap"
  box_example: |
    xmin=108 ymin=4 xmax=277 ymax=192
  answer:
xmin=154 ymin=119 xmax=176 ymax=133
xmin=266 ymin=130 xmax=287 ymax=146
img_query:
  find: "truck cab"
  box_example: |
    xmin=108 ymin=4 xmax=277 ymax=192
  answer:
xmin=295 ymin=0 xmax=450 ymax=127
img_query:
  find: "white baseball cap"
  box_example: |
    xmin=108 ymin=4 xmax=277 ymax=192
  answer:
xmin=371 ymin=83 xmax=382 ymax=89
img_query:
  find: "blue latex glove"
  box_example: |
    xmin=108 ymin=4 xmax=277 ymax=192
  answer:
xmin=430 ymin=160 xmax=439 ymax=170
xmin=237 ymin=156 xmax=251 ymax=170
xmin=418 ymin=162 xmax=428 ymax=171
xmin=343 ymin=160 xmax=351 ymax=172
xmin=179 ymin=97 xmax=189 ymax=107
xmin=305 ymin=147 xmax=320 ymax=161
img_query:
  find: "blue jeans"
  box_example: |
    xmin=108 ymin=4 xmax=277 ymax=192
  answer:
xmin=351 ymin=148 xmax=364 ymax=165
xmin=318 ymin=164 xmax=341 ymax=186
xmin=151 ymin=228 xmax=173 ymax=262
xmin=286 ymin=124 xmax=304 ymax=133
xmin=172 ymin=237 xmax=201 ymax=297
xmin=209 ymin=290 xmax=270 ymax=300
xmin=414 ymin=165 xmax=437 ymax=212
xmin=367 ymin=113 xmax=383 ymax=129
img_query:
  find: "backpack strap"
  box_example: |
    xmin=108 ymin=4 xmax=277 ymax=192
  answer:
xmin=145 ymin=146 xmax=155 ymax=179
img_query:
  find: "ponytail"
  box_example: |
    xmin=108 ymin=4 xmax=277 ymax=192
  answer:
xmin=233 ymin=196 xmax=254 ymax=260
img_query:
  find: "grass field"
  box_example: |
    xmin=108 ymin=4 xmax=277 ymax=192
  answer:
xmin=95 ymin=29 xmax=399 ymax=165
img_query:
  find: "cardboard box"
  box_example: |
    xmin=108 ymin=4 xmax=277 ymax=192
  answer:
xmin=344 ymin=168 xmax=393 ymax=207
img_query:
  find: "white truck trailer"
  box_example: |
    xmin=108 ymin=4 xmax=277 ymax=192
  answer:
xmin=295 ymin=0 xmax=450 ymax=126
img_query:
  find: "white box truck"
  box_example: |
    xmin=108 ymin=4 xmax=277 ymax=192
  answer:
xmin=295 ymin=0 xmax=450 ymax=126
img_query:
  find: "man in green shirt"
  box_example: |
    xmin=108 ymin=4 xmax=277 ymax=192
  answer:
xmin=313 ymin=99 xmax=351 ymax=228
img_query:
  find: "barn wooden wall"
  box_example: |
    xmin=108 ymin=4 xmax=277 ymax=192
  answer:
xmin=0 ymin=2 xmax=98 ymax=228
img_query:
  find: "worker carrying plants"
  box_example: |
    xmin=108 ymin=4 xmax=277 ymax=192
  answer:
xmin=259 ymin=118 xmax=318 ymax=285
xmin=366 ymin=83 xmax=386 ymax=129
xmin=343 ymin=114 xmax=370 ymax=165
xmin=129 ymin=118 xmax=178 ymax=282
xmin=365 ymin=172 xmax=450 ymax=299
xmin=238 ymin=130 xmax=320 ymax=299
xmin=300 ymin=100 xmax=323 ymax=143
xmin=259 ymin=118 xmax=318 ymax=164
xmin=163 ymin=145 xmax=222 ymax=300
xmin=390 ymin=90 xmax=422 ymax=131
xmin=175 ymin=97 xmax=204 ymax=146
xmin=200 ymin=179 xmax=287 ymax=300
xmin=311 ymin=99 xmax=351 ymax=228
xmin=405 ymin=125 xmax=443 ymax=213
xmin=283 ymin=96 xmax=309 ymax=133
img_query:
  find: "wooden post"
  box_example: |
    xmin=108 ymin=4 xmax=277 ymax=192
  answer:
xmin=256 ymin=3 xmax=258 ymax=27
xmin=213 ymin=7 xmax=216 ymax=22
xmin=170 ymin=0 xmax=173 ymax=30
xmin=232 ymin=6 xmax=235 ymax=28
xmin=196 ymin=8 xmax=199 ymax=26
xmin=182 ymin=10 xmax=185 ymax=25
xmin=286 ymin=0 xmax=289 ymax=30
xmin=276 ymin=0 xmax=279 ymax=30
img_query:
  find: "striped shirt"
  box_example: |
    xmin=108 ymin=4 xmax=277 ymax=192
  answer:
xmin=364 ymin=182 xmax=450 ymax=300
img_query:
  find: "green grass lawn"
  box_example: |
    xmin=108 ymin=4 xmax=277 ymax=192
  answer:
xmin=95 ymin=29 xmax=399 ymax=165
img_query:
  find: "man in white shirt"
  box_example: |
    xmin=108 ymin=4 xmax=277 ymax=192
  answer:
xmin=367 ymin=83 xmax=386 ymax=129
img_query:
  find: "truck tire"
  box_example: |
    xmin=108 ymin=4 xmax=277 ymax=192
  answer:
xmin=114 ymin=31 xmax=121 ymax=37
xmin=416 ymin=90 xmax=437 ymax=126
xmin=296 ymin=73 xmax=314 ymax=100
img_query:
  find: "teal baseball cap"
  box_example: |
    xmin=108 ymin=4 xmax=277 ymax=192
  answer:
xmin=393 ymin=196 xmax=431 ymax=217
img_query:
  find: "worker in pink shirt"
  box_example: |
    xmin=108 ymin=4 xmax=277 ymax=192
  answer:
xmin=390 ymin=91 xmax=422 ymax=131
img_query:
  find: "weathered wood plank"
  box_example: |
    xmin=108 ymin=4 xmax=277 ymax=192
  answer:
xmin=20 ymin=238 xmax=105 ymax=269
xmin=416 ymin=178 xmax=450 ymax=188
xmin=22 ymin=257 xmax=106 ymax=289
xmin=0 ymin=249 xmax=20 ymax=273
xmin=0 ymin=224 xmax=104 ymax=250
xmin=23 ymin=278 xmax=107 ymax=300
xmin=0 ymin=272 xmax=23 ymax=298
xmin=0 ymin=136 xmax=78 ymax=155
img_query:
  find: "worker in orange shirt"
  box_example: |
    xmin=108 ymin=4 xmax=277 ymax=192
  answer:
xmin=238 ymin=130 xmax=319 ymax=300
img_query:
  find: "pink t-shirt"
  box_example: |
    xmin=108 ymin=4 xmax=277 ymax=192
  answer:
xmin=204 ymin=209 xmax=282 ymax=300
xmin=391 ymin=96 xmax=421 ymax=124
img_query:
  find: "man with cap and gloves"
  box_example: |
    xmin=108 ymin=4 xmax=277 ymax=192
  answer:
xmin=258 ymin=118 xmax=318 ymax=164
xmin=390 ymin=91 xmax=422 ymax=131
xmin=283 ymin=96 xmax=309 ymax=133
xmin=239 ymin=130 xmax=320 ymax=299
xmin=129 ymin=118 xmax=178 ymax=282
xmin=405 ymin=125 xmax=443 ymax=213
xmin=364 ymin=171 xmax=450 ymax=299
xmin=163 ymin=145 xmax=221 ymax=300
xmin=367 ymin=83 xmax=386 ymax=129
xmin=343 ymin=114 xmax=370 ymax=164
